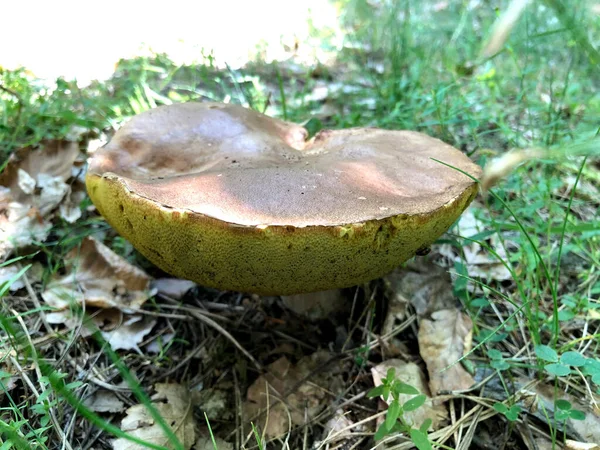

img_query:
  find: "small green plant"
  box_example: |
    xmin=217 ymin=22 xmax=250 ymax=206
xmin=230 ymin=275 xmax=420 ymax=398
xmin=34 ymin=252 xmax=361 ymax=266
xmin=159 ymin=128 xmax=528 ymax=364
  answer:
xmin=493 ymin=402 xmax=522 ymax=422
xmin=535 ymin=344 xmax=588 ymax=377
xmin=367 ymin=368 xmax=432 ymax=450
xmin=582 ymin=359 xmax=600 ymax=387
xmin=554 ymin=399 xmax=586 ymax=422
xmin=488 ymin=349 xmax=511 ymax=371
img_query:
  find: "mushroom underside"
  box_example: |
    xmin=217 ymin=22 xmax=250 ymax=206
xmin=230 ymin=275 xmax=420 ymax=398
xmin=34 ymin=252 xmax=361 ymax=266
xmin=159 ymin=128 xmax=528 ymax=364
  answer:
xmin=87 ymin=173 xmax=477 ymax=295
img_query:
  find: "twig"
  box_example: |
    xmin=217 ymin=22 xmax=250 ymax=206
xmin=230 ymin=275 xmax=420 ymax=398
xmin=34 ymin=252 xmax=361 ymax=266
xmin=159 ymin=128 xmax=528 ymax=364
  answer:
xmin=187 ymin=308 xmax=262 ymax=371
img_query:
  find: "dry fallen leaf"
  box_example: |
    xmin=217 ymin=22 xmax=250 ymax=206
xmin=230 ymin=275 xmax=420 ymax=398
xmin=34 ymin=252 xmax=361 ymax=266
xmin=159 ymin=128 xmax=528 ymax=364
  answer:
xmin=314 ymin=409 xmax=357 ymax=448
xmin=371 ymin=360 xmax=448 ymax=431
xmin=102 ymin=315 xmax=157 ymax=352
xmin=83 ymin=390 xmax=125 ymax=413
xmin=146 ymin=333 xmax=176 ymax=354
xmin=483 ymin=374 xmax=600 ymax=445
xmin=480 ymin=0 xmax=531 ymax=59
xmin=439 ymin=208 xmax=513 ymax=282
xmin=418 ymin=309 xmax=475 ymax=394
xmin=479 ymin=147 xmax=543 ymax=191
xmin=0 ymin=141 xmax=80 ymax=259
xmin=42 ymin=236 xmax=153 ymax=312
xmin=281 ymin=288 xmax=347 ymax=319
xmin=193 ymin=435 xmax=233 ymax=450
xmin=152 ymin=278 xmax=197 ymax=300
xmin=0 ymin=264 xmax=27 ymax=292
xmin=565 ymin=441 xmax=600 ymax=450
xmin=244 ymin=351 xmax=344 ymax=439
xmin=382 ymin=258 xmax=456 ymax=357
xmin=384 ymin=258 xmax=456 ymax=319
xmin=59 ymin=188 xmax=86 ymax=223
xmin=112 ymin=383 xmax=198 ymax=450
xmin=0 ymin=262 xmax=44 ymax=292
xmin=45 ymin=307 xmax=123 ymax=337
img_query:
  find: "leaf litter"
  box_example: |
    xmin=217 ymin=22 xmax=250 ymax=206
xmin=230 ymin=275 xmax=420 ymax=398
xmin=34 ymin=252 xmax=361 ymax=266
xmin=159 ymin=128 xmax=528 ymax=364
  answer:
xmin=0 ymin=140 xmax=80 ymax=259
xmin=1 ymin=58 xmax=597 ymax=450
xmin=112 ymin=383 xmax=199 ymax=450
xmin=112 ymin=383 xmax=235 ymax=450
xmin=41 ymin=235 xmax=158 ymax=350
xmin=42 ymin=236 xmax=154 ymax=311
xmin=243 ymin=350 xmax=346 ymax=439
xmin=383 ymin=258 xmax=475 ymax=395
xmin=371 ymin=359 xmax=448 ymax=431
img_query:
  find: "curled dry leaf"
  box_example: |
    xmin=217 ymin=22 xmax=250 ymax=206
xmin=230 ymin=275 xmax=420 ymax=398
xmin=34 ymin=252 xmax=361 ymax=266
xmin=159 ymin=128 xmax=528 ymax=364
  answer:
xmin=480 ymin=0 xmax=530 ymax=59
xmin=152 ymin=278 xmax=197 ymax=300
xmin=480 ymin=147 xmax=543 ymax=191
xmin=45 ymin=308 xmax=123 ymax=337
xmin=59 ymin=188 xmax=86 ymax=223
xmin=0 ymin=141 xmax=80 ymax=259
xmin=382 ymin=258 xmax=456 ymax=357
xmin=113 ymin=383 xmax=198 ymax=450
xmin=244 ymin=351 xmax=344 ymax=439
xmin=418 ymin=309 xmax=475 ymax=394
xmin=371 ymin=360 xmax=448 ymax=431
xmin=42 ymin=236 xmax=153 ymax=312
xmin=565 ymin=441 xmax=600 ymax=450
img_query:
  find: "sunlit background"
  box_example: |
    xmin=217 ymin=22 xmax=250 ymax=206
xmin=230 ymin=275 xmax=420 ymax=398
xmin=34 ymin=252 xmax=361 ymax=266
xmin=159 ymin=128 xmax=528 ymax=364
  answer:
xmin=2 ymin=0 xmax=342 ymax=84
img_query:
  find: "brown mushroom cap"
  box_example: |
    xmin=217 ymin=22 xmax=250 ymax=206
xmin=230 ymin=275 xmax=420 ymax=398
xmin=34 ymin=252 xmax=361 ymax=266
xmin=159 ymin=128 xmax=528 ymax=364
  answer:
xmin=86 ymin=102 xmax=481 ymax=295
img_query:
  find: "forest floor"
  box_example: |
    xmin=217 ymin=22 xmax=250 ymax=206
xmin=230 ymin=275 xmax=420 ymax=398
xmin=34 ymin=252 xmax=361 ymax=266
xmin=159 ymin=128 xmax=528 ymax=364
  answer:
xmin=1 ymin=1 xmax=599 ymax=449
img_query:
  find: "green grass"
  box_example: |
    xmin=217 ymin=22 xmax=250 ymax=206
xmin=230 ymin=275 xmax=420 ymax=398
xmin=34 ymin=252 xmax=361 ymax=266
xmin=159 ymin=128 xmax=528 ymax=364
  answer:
xmin=1 ymin=0 xmax=599 ymax=448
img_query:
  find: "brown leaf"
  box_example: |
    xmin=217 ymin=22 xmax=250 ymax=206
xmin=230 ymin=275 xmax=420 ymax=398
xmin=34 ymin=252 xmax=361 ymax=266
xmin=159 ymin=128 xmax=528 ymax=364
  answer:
xmin=371 ymin=360 xmax=448 ymax=431
xmin=46 ymin=308 xmax=123 ymax=338
xmin=193 ymin=435 xmax=233 ymax=450
xmin=83 ymin=390 xmax=125 ymax=413
xmin=384 ymin=258 xmax=456 ymax=318
xmin=281 ymin=289 xmax=347 ymax=319
xmin=244 ymin=351 xmax=344 ymax=439
xmin=42 ymin=236 xmax=153 ymax=312
xmin=112 ymin=383 xmax=197 ymax=450
xmin=0 ymin=141 xmax=80 ymax=196
xmin=101 ymin=315 xmax=156 ymax=352
xmin=0 ymin=141 xmax=81 ymax=259
xmin=418 ymin=309 xmax=475 ymax=394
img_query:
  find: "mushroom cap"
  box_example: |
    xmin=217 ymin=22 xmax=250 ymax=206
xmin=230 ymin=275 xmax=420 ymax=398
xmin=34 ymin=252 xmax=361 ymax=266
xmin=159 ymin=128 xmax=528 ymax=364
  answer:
xmin=86 ymin=102 xmax=481 ymax=295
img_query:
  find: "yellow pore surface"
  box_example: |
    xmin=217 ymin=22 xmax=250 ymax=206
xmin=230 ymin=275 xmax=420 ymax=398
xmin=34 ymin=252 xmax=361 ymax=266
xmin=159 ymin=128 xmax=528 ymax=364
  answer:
xmin=86 ymin=173 xmax=478 ymax=295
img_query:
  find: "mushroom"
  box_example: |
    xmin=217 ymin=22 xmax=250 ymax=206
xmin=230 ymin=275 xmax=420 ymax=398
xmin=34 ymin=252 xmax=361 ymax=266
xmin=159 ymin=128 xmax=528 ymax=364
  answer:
xmin=86 ymin=102 xmax=481 ymax=296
